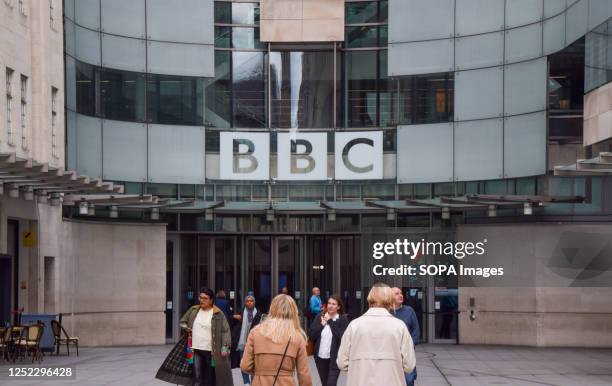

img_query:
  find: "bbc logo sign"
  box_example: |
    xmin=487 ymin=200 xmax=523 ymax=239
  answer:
xmin=219 ymin=131 xmax=383 ymax=181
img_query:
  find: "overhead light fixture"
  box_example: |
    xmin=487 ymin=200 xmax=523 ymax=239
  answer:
xmin=266 ymin=208 xmax=275 ymax=222
xmin=50 ymin=193 xmax=62 ymax=206
xmin=386 ymin=208 xmax=396 ymax=221
xmin=523 ymin=202 xmax=533 ymax=215
xmin=487 ymin=204 xmax=497 ymax=217
xmin=79 ymin=200 xmax=89 ymax=215
xmin=109 ymin=205 xmax=119 ymax=218
xmin=8 ymin=184 xmax=19 ymax=198
xmin=441 ymin=207 xmax=450 ymax=220
xmin=88 ymin=203 xmax=95 ymax=216
xmin=151 ymin=207 xmax=160 ymax=220
xmin=327 ymin=209 xmax=336 ymax=221
xmin=205 ymin=209 xmax=213 ymax=221
xmin=23 ymin=186 xmax=34 ymax=201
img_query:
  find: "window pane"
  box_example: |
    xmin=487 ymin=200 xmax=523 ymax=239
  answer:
xmin=289 ymin=185 xmax=325 ymax=200
xmin=379 ymin=0 xmax=388 ymax=23
xmin=233 ymin=51 xmax=266 ymax=128
xmin=345 ymin=1 xmax=378 ymax=24
xmin=345 ymin=51 xmax=377 ymax=127
xmin=270 ymin=51 xmax=334 ymax=128
xmin=76 ymin=61 xmax=95 ymax=116
xmin=232 ymin=3 xmax=260 ymax=25
xmin=205 ymin=51 xmax=231 ymax=128
xmin=215 ymin=26 xmax=231 ymax=48
xmin=379 ymin=51 xmax=395 ymax=126
xmin=147 ymin=74 xmax=204 ymax=125
xmin=398 ymin=73 xmax=454 ymax=125
xmin=346 ymin=26 xmax=378 ymax=48
xmin=99 ymin=68 xmax=146 ymax=122
xmin=232 ymin=27 xmax=264 ymax=49
xmin=214 ymin=2 xmax=231 ymax=23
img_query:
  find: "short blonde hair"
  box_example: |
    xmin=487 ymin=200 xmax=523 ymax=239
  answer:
xmin=367 ymin=283 xmax=394 ymax=309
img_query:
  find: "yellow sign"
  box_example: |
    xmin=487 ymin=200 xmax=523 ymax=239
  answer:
xmin=22 ymin=230 xmax=36 ymax=248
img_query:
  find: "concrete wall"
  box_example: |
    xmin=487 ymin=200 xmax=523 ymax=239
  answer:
xmin=457 ymin=223 xmax=612 ymax=347
xmin=584 ymin=81 xmax=612 ymax=146
xmin=51 ymin=219 xmax=166 ymax=346
xmin=0 ymin=0 xmax=64 ymax=167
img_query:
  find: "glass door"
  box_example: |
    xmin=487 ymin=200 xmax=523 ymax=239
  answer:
xmin=245 ymin=237 xmax=273 ymax=313
xmin=276 ymin=237 xmax=304 ymax=310
xmin=335 ymin=236 xmax=362 ymax=318
xmin=213 ymin=237 xmax=239 ymax=311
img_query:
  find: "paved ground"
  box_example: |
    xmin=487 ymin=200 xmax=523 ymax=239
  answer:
xmin=1 ymin=344 xmax=612 ymax=385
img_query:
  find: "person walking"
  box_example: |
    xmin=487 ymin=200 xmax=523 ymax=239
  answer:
xmin=240 ymin=294 xmax=312 ymax=386
xmin=391 ymin=287 xmax=420 ymax=386
xmin=179 ymin=287 xmax=233 ymax=386
xmin=233 ymin=295 xmax=262 ymax=385
xmin=308 ymin=294 xmax=348 ymax=386
xmin=215 ymin=290 xmax=232 ymax=324
xmin=336 ymin=284 xmax=415 ymax=386
xmin=309 ymin=287 xmax=322 ymax=319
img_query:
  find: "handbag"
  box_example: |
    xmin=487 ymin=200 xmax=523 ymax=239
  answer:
xmin=306 ymin=337 xmax=315 ymax=356
xmin=272 ymin=337 xmax=292 ymax=386
xmin=155 ymin=334 xmax=194 ymax=386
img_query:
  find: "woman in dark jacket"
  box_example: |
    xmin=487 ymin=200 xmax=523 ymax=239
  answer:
xmin=308 ymin=294 xmax=348 ymax=386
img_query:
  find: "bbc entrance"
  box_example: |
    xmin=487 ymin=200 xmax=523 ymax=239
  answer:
xmin=168 ymin=233 xmax=458 ymax=344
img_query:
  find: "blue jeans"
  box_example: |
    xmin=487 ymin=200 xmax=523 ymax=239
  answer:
xmin=239 ymin=349 xmax=252 ymax=384
xmin=405 ymin=367 xmax=417 ymax=386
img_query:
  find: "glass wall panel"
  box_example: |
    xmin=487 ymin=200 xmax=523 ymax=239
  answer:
xmin=215 ymin=26 xmax=231 ymax=48
xmin=76 ymin=61 xmax=96 ymax=116
xmin=233 ymin=52 xmax=266 ymax=128
xmin=397 ymin=73 xmax=454 ymax=125
xmin=214 ymin=2 xmax=231 ymax=23
xmin=205 ymin=51 xmax=232 ymax=128
xmin=289 ymin=185 xmax=325 ymax=201
xmin=270 ymin=51 xmax=335 ymax=128
xmin=346 ymin=26 xmax=379 ymax=48
xmin=345 ymin=51 xmax=378 ymax=127
xmin=147 ymin=74 xmax=204 ymax=125
xmin=99 ymin=67 xmax=145 ymax=121
xmin=232 ymin=3 xmax=260 ymax=24
xmin=346 ymin=1 xmax=379 ymax=23
xmin=216 ymin=185 xmax=251 ymax=201
xmin=232 ymin=27 xmax=264 ymax=49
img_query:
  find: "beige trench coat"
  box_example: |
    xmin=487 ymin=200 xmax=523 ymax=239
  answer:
xmin=240 ymin=326 xmax=313 ymax=386
xmin=336 ymin=307 xmax=415 ymax=386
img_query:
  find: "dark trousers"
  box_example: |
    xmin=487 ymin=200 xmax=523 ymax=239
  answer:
xmin=193 ymin=349 xmax=216 ymax=386
xmin=315 ymin=356 xmax=340 ymax=386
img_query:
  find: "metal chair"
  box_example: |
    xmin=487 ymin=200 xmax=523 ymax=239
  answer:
xmin=0 ymin=327 xmax=9 ymax=363
xmin=9 ymin=325 xmax=27 ymax=362
xmin=50 ymin=320 xmax=79 ymax=356
xmin=16 ymin=324 xmax=44 ymax=363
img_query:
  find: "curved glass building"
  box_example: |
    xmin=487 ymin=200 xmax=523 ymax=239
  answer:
xmin=60 ymin=0 xmax=612 ymax=345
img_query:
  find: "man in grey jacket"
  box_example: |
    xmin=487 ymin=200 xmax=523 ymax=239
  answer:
xmin=392 ymin=287 xmax=420 ymax=386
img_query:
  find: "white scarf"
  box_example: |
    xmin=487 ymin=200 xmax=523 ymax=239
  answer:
xmin=238 ymin=307 xmax=258 ymax=350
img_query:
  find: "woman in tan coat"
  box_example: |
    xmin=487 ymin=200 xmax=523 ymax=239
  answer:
xmin=240 ymin=294 xmax=313 ymax=386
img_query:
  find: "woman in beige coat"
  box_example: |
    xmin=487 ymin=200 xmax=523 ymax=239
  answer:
xmin=336 ymin=284 xmax=416 ymax=386
xmin=240 ymin=294 xmax=313 ymax=386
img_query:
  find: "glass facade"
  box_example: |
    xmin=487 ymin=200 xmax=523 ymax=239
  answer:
xmin=585 ymin=18 xmax=612 ymax=93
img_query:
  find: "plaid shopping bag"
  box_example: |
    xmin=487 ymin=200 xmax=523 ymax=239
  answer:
xmin=155 ymin=334 xmax=194 ymax=385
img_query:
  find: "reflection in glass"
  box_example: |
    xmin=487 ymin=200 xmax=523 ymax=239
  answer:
xmin=346 ymin=26 xmax=378 ymax=48
xmin=147 ymin=74 xmax=203 ymax=125
xmin=247 ymin=238 xmax=272 ymax=312
xmin=398 ymin=73 xmax=454 ymax=125
xmin=233 ymin=52 xmax=266 ymax=128
xmin=99 ymin=69 xmax=146 ymax=121
xmin=76 ymin=61 xmax=95 ymax=116
xmin=345 ymin=1 xmax=379 ymax=23
xmin=232 ymin=27 xmax=264 ymax=49
xmin=232 ymin=3 xmax=260 ymax=25
xmin=345 ymin=51 xmax=378 ymax=127
xmin=205 ymin=51 xmax=231 ymax=128
xmin=270 ymin=51 xmax=335 ymax=128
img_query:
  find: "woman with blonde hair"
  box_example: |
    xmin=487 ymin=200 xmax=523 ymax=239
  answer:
xmin=336 ymin=283 xmax=415 ymax=386
xmin=240 ymin=294 xmax=313 ymax=386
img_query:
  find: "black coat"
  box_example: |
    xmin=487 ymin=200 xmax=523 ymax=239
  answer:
xmin=307 ymin=313 xmax=348 ymax=368
xmin=230 ymin=309 xmax=262 ymax=368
